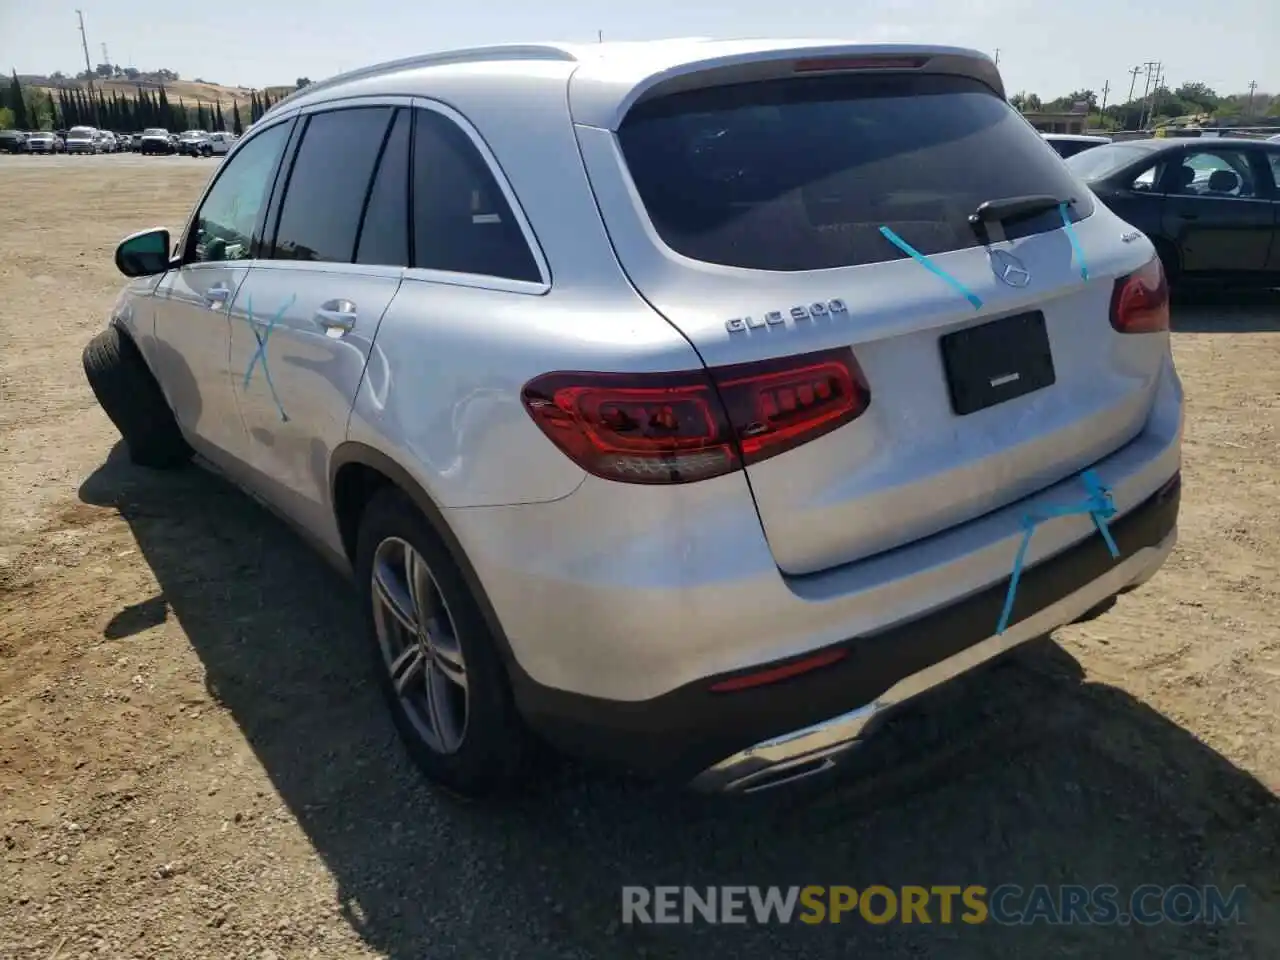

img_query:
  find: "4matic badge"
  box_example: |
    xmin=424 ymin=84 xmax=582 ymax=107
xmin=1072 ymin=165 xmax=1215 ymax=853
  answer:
xmin=726 ymin=298 xmax=848 ymax=333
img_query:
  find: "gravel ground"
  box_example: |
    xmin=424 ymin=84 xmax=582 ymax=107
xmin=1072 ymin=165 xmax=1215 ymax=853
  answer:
xmin=1 ymin=153 xmax=1279 ymax=959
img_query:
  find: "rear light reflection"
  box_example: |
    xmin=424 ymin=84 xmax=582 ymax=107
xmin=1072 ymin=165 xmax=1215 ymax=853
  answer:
xmin=521 ymin=348 xmax=870 ymax=485
xmin=1110 ymin=256 xmax=1170 ymax=334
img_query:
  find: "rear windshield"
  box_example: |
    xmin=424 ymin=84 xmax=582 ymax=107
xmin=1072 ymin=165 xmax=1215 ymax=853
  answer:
xmin=1064 ymin=143 xmax=1156 ymax=181
xmin=68 ymin=127 xmax=95 ymax=137
xmin=617 ymin=73 xmax=1093 ymax=272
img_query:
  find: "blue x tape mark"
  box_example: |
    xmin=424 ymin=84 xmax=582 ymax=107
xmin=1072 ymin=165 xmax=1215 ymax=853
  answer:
xmin=879 ymin=225 xmax=983 ymax=310
xmin=996 ymin=468 xmax=1120 ymax=636
xmin=241 ymin=292 xmax=296 ymax=423
xmin=1059 ymin=202 xmax=1089 ymax=280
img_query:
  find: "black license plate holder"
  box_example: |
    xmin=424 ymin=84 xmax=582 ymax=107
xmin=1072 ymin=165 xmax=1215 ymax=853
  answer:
xmin=939 ymin=311 xmax=1056 ymax=416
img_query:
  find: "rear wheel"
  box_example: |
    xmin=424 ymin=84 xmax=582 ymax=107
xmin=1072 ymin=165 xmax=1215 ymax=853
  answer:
xmin=82 ymin=326 xmax=192 ymax=469
xmin=355 ymin=487 xmax=535 ymax=798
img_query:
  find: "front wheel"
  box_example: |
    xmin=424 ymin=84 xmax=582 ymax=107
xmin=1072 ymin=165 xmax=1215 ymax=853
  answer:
xmin=355 ymin=488 xmax=535 ymax=798
xmin=82 ymin=326 xmax=192 ymax=469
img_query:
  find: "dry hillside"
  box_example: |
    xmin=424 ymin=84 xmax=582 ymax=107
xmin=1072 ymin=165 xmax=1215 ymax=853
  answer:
xmin=29 ymin=78 xmax=288 ymax=108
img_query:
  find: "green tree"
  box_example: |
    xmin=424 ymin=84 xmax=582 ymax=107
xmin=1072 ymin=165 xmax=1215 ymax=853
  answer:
xmin=1009 ymin=91 xmax=1042 ymax=111
xmin=157 ymin=85 xmax=172 ymax=127
xmin=7 ymin=71 xmax=29 ymax=128
xmin=213 ymin=100 xmax=226 ymax=132
xmin=231 ymin=99 xmax=243 ymax=135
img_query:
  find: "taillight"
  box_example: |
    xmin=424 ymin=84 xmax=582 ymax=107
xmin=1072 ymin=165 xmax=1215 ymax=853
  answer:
xmin=1110 ymin=256 xmax=1170 ymax=334
xmin=521 ymin=348 xmax=870 ymax=485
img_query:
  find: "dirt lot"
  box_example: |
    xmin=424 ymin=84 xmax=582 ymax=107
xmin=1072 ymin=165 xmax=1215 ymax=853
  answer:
xmin=1 ymin=153 xmax=1279 ymax=959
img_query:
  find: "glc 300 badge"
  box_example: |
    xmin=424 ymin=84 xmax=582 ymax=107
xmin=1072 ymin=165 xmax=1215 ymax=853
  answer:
xmin=726 ymin=298 xmax=848 ymax=333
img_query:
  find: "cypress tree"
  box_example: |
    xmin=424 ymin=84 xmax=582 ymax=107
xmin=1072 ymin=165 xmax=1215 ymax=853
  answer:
xmin=8 ymin=71 xmax=29 ymax=128
xmin=231 ymin=99 xmax=243 ymax=135
xmin=158 ymin=86 xmax=171 ymax=128
xmin=214 ymin=100 xmax=225 ymax=132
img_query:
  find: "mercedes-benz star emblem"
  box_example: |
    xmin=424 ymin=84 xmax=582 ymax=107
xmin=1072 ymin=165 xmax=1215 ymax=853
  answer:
xmin=989 ymin=249 xmax=1032 ymax=288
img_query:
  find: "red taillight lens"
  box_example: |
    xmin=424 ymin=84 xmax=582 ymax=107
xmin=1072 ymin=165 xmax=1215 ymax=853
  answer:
xmin=1110 ymin=256 xmax=1170 ymax=334
xmin=521 ymin=348 xmax=870 ymax=485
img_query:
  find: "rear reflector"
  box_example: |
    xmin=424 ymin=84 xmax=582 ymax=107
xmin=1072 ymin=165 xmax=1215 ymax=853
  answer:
xmin=709 ymin=647 xmax=849 ymax=692
xmin=793 ymin=56 xmax=929 ymax=73
xmin=1110 ymin=256 xmax=1170 ymax=334
xmin=521 ymin=348 xmax=870 ymax=484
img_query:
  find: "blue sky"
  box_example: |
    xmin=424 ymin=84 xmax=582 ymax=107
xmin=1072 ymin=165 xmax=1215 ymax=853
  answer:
xmin=2 ymin=0 xmax=1276 ymax=100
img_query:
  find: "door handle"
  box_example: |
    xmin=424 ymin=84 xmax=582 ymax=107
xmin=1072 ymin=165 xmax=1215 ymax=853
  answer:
xmin=204 ymin=283 xmax=231 ymax=307
xmin=1177 ymin=212 xmax=1199 ymax=221
xmin=314 ymin=299 xmax=357 ymax=338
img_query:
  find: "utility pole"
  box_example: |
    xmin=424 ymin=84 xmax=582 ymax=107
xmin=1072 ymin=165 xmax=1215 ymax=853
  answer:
xmin=1138 ymin=61 xmax=1160 ymax=131
xmin=1126 ymin=65 xmax=1142 ymax=130
xmin=101 ymin=43 xmax=110 ymax=68
xmin=993 ymin=48 xmax=1000 ymax=67
xmin=1247 ymin=80 xmax=1258 ymax=115
xmin=1099 ymin=79 xmax=1110 ymax=124
xmin=597 ymin=29 xmax=603 ymax=43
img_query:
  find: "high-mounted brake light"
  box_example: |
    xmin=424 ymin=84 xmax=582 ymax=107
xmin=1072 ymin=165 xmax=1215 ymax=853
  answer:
xmin=792 ymin=56 xmax=930 ymax=73
xmin=521 ymin=348 xmax=870 ymax=485
xmin=1110 ymin=256 xmax=1170 ymax=334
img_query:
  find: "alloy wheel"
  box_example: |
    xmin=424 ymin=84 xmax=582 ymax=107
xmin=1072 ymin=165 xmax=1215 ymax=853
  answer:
xmin=370 ymin=536 xmax=469 ymax=754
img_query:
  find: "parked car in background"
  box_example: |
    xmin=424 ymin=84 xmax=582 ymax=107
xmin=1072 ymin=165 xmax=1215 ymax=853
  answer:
xmin=190 ymin=131 xmax=237 ymax=157
xmin=1066 ymin=137 xmax=1280 ymax=288
xmin=85 ymin=41 xmax=1185 ymax=800
xmin=0 ymin=129 xmax=31 ymax=153
xmin=1042 ymin=132 xmax=1111 ymax=159
xmin=139 ymin=128 xmax=176 ymax=154
xmin=65 ymin=126 xmax=101 ymax=154
xmin=97 ymin=131 xmax=120 ymax=153
xmin=25 ymin=131 xmax=57 ymax=153
xmin=176 ymin=129 xmax=210 ymax=156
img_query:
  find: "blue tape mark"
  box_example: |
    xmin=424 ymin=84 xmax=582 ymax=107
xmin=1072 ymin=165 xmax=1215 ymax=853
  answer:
xmin=1059 ymin=202 xmax=1089 ymax=280
xmin=242 ymin=292 xmax=296 ymax=423
xmin=996 ymin=468 xmax=1120 ymax=636
xmin=879 ymin=225 xmax=983 ymax=310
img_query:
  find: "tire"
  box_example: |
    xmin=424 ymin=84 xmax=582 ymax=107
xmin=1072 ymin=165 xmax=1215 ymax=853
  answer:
xmin=82 ymin=325 xmax=192 ymax=469
xmin=355 ymin=487 xmax=534 ymax=798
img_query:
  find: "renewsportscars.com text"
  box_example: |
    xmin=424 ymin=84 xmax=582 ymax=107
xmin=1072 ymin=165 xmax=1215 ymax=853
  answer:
xmin=622 ymin=884 xmax=1247 ymax=926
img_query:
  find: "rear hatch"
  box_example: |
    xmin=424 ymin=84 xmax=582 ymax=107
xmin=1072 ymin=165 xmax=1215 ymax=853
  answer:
xmin=575 ymin=50 xmax=1169 ymax=576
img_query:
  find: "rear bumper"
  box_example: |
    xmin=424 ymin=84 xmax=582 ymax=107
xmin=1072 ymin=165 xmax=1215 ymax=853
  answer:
xmin=510 ymin=474 xmax=1179 ymax=784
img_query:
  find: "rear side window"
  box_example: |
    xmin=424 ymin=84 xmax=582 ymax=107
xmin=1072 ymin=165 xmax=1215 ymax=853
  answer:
xmin=272 ymin=107 xmax=395 ymax=263
xmin=617 ymin=74 xmax=1095 ymax=272
xmin=412 ymin=108 xmax=541 ymax=282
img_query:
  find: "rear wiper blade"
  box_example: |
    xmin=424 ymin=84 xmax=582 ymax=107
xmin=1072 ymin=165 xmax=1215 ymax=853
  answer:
xmin=969 ymin=195 xmax=1074 ymax=243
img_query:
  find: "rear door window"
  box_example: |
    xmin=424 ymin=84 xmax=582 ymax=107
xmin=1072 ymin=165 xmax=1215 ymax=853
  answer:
xmin=617 ymin=74 xmax=1094 ymax=272
xmin=271 ymin=106 xmax=395 ymax=263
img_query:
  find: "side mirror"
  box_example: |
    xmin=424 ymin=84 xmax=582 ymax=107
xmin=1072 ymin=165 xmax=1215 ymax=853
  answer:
xmin=115 ymin=228 xmax=171 ymax=278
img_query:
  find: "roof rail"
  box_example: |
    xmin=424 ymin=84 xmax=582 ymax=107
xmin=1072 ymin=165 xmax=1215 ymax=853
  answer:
xmin=265 ymin=44 xmax=580 ymax=115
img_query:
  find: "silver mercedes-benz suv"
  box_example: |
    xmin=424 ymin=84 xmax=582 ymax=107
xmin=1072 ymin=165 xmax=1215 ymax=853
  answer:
xmin=84 ymin=39 xmax=1183 ymax=798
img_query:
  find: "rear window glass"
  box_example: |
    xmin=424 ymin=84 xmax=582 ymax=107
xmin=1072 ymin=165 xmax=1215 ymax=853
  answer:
xmin=617 ymin=74 xmax=1094 ymax=272
xmin=1064 ymin=143 xmax=1156 ymax=181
